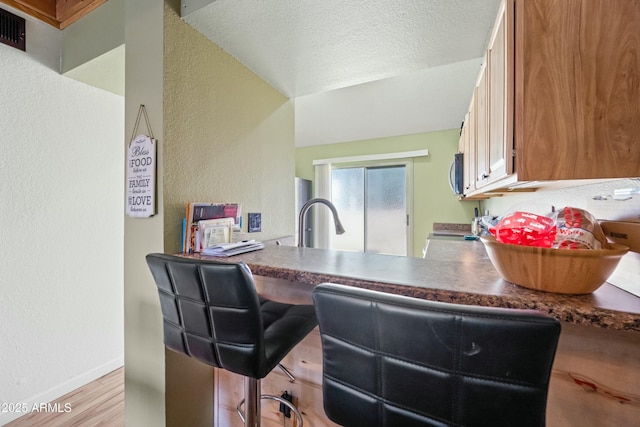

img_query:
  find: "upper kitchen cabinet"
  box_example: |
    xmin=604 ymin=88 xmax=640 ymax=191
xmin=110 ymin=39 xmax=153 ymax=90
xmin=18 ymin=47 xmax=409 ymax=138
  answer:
xmin=461 ymin=0 xmax=640 ymax=198
xmin=1 ymin=0 xmax=106 ymax=29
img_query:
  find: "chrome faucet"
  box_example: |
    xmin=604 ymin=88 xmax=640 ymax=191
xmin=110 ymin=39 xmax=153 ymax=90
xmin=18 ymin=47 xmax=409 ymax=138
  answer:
xmin=297 ymin=198 xmax=345 ymax=247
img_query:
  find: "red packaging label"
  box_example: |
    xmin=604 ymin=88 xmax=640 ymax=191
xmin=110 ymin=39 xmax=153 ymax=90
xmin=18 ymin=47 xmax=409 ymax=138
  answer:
xmin=490 ymin=211 xmax=557 ymax=247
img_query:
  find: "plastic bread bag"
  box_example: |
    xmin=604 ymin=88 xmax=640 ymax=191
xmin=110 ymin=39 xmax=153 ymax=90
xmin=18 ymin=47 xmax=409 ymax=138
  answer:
xmin=489 ymin=211 xmax=557 ymax=247
xmin=549 ymin=206 xmax=610 ymax=249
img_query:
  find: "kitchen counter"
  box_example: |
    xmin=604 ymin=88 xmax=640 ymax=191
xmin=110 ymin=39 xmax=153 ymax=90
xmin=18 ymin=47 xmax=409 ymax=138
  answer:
xmin=183 ymin=239 xmax=640 ymax=333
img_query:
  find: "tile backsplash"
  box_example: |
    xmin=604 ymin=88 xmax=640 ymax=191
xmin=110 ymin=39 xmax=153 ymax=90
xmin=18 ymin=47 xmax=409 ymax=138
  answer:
xmin=433 ymin=223 xmax=471 ymax=233
xmin=482 ymin=178 xmax=640 ymax=221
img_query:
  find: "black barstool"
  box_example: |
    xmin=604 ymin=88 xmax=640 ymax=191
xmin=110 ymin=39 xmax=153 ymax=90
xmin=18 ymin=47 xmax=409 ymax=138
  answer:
xmin=312 ymin=283 xmax=561 ymax=427
xmin=146 ymin=253 xmax=318 ymax=427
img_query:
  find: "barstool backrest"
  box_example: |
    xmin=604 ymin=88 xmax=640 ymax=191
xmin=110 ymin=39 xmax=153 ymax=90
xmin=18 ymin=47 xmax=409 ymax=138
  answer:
xmin=146 ymin=253 xmax=266 ymax=378
xmin=312 ymin=283 xmax=561 ymax=427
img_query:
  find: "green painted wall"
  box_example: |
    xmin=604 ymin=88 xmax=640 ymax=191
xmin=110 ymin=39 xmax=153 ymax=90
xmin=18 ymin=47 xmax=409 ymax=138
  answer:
xmin=124 ymin=1 xmax=166 ymax=427
xmin=163 ymin=6 xmax=294 ymax=253
xmin=295 ymin=130 xmax=477 ymax=256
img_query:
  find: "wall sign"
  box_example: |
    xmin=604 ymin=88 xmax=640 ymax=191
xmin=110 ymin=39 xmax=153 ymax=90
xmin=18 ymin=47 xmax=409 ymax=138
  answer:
xmin=126 ymin=105 xmax=157 ymax=217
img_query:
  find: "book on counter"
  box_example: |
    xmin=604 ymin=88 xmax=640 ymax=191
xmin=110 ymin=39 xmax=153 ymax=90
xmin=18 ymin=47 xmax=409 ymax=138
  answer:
xmin=183 ymin=202 xmax=241 ymax=253
xmin=201 ymin=240 xmax=264 ymax=257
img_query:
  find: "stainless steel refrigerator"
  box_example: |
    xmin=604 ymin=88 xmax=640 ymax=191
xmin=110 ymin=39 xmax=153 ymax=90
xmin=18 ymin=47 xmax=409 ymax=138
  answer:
xmin=295 ymin=177 xmax=313 ymax=247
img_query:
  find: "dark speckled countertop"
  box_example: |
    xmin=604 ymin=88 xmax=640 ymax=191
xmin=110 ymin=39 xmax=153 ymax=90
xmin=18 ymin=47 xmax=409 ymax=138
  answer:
xmin=182 ymin=240 xmax=640 ymax=333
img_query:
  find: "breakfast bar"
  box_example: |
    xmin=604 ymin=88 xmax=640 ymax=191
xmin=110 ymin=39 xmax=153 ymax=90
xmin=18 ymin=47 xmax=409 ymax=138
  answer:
xmin=181 ymin=239 xmax=640 ymax=426
xmin=185 ymin=240 xmax=640 ymax=332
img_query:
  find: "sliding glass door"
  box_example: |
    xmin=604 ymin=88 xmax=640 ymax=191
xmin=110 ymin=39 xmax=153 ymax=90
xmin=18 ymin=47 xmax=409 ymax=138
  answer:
xmin=331 ymin=164 xmax=408 ymax=256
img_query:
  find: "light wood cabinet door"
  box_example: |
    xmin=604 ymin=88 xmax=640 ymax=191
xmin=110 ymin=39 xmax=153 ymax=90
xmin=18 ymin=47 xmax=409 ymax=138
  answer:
xmin=515 ymin=0 xmax=640 ymax=180
xmin=465 ymin=99 xmax=477 ymax=194
xmin=475 ymin=63 xmax=490 ymax=188
xmin=460 ymin=111 xmax=475 ymax=194
xmin=487 ymin=0 xmax=514 ymax=184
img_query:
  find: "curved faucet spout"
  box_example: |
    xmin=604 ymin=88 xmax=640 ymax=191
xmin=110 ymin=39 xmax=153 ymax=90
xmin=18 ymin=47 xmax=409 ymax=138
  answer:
xmin=297 ymin=198 xmax=345 ymax=248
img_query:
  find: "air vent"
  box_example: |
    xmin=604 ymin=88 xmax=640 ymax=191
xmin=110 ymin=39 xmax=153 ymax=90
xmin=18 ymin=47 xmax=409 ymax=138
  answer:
xmin=0 ymin=8 xmax=26 ymax=51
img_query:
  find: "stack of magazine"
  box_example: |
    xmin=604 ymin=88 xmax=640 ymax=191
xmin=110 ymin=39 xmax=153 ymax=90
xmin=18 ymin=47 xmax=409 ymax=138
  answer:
xmin=183 ymin=202 xmax=241 ymax=253
xmin=201 ymin=240 xmax=264 ymax=257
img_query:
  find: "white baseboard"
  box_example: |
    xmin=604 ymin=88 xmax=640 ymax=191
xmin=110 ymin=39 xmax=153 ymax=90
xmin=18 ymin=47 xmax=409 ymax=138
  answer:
xmin=0 ymin=357 xmax=124 ymax=426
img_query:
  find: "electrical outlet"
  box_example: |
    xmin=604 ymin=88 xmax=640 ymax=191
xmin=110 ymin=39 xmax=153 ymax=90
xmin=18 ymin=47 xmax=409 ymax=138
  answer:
xmin=248 ymin=213 xmax=261 ymax=232
xmin=279 ymin=391 xmax=292 ymax=418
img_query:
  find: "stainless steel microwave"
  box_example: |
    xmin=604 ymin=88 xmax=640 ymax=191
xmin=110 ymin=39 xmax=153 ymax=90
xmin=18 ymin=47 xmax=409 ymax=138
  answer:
xmin=449 ymin=153 xmax=464 ymax=195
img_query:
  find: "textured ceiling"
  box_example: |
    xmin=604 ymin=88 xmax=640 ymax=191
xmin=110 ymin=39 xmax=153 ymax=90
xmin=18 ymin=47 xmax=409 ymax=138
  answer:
xmin=183 ymin=0 xmax=503 ymax=98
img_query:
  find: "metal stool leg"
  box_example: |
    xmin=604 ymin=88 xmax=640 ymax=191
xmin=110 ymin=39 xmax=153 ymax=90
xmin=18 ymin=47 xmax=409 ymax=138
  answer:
xmin=262 ymin=395 xmax=303 ymax=427
xmin=278 ymin=363 xmax=296 ymax=383
xmin=238 ymin=377 xmax=260 ymax=427
xmin=236 ymin=376 xmax=304 ymax=427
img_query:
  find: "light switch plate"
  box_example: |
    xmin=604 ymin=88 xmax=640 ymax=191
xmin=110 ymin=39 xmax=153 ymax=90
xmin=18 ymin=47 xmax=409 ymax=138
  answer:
xmin=248 ymin=213 xmax=261 ymax=233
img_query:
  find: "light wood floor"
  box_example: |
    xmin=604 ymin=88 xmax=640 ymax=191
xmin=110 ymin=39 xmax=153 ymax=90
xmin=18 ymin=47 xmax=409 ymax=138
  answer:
xmin=5 ymin=367 xmax=124 ymax=427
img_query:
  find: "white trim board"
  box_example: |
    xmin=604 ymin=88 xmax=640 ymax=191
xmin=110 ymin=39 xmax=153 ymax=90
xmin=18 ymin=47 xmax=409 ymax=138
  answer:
xmin=313 ymin=149 xmax=429 ymax=166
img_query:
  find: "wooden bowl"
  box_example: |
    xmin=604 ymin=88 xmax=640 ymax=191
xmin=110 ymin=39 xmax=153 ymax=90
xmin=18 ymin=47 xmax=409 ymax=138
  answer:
xmin=480 ymin=236 xmax=629 ymax=294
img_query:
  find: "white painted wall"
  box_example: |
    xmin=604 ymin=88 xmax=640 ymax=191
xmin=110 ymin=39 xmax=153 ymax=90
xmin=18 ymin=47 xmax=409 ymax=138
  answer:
xmin=294 ymin=58 xmax=482 ymax=147
xmin=0 ymin=12 xmax=124 ymax=425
